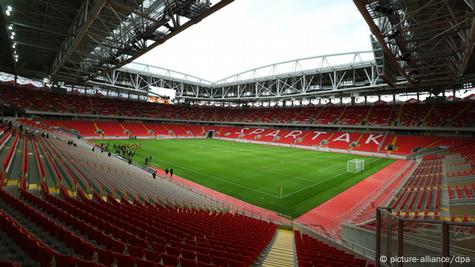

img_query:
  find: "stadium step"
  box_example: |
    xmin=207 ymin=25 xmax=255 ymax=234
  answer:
xmin=261 ymin=229 xmax=295 ymax=267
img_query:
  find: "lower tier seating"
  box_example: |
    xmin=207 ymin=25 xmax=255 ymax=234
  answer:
xmin=40 ymin=120 xmax=475 ymax=156
xmin=0 ymin=188 xmax=276 ymax=267
xmin=294 ymin=231 xmax=373 ymax=267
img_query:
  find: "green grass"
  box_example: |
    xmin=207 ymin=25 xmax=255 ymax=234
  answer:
xmin=97 ymin=139 xmax=393 ymax=218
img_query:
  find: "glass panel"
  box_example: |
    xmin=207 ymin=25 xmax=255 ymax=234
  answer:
xmin=449 ymin=224 xmax=475 ymax=265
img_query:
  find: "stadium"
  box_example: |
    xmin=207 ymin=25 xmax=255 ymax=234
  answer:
xmin=0 ymin=0 xmax=474 ymax=266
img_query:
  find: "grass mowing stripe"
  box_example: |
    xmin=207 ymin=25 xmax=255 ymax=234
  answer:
xmin=98 ymin=139 xmax=394 ymax=217
xmin=281 ymin=171 xmax=348 ymax=198
xmin=153 ymin=157 xmax=281 ymax=198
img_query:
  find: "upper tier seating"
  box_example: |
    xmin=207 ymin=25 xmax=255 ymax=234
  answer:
xmin=451 ymin=101 xmax=475 ymax=127
xmin=314 ymin=106 xmax=344 ymax=125
xmin=366 ymin=104 xmax=398 ymax=126
xmin=338 ymin=106 xmax=370 ymax=125
xmin=2 ymin=86 xmax=474 ymax=127
xmin=398 ymin=104 xmax=428 ymax=126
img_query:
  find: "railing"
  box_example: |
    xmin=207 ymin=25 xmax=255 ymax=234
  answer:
xmin=0 ymin=129 xmax=12 ymax=149
xmin=32 ymin=136 xmax=46 ymax=181
xmin=20 ymin=135 xmax=28 ymax=190
xmin=2 ymin=131 xmax=20 ymax=173
xmin=294 ymin=221 xmax=376 ymax=261
xmin=339 ymin=160 xmax=416 ymax=227
xmin=375 ymin=208 xmax=475 ymax=267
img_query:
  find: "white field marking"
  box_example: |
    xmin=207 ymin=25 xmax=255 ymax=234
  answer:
xmin=161 ymin=143 xmax=343 ymax=185
xmin=174 ymin=141 xmax=258 ymax=154
xmin=252 ymin=155 xmax=347 ymax=184
xmin=146 ymin=140 xmax=385 ymax=200
xmin=256 ymin=158 xmax=298 ymax=170
xmin=154 ymin=158 xmax=281 ymax=199
xmin=163 ymin=151 xmax=343 ymax=199
xmin=236 ymin=171 xmax=310 ymax=191
xmin=181 ymin=142 xmax=307 ymax=168
xmin=280 ymin=171 xmax=348 ymax=199
xmin=176 ymin=139 xmax=252 ymax=149
xmin=256 ymin=153 xmax=347 ymax=171
xmin=255 ymin=168 xmax=316 ymax=184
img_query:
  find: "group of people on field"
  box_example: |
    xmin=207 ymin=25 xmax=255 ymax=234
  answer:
xmin=96 ymin=142 xmax=176 ymax=181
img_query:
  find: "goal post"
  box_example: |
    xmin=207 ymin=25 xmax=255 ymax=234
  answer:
xmin=347 ymin=159 xmax=365 ymax=173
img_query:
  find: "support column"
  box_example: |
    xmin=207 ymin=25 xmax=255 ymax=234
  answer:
xmin=351 ymin=96 xmax=356 ymax=105
xmin=393 ymin=94 xmax=396 ymax=103
xmin=376 ymin=208 xmax=381 ymax=267
xmin=442 ymin=221 xmax=449 ymax=267
xmin=397 ymin=219 xmax=403 ymax=267
xmin=387 ymin=208 xmax=392 ymax=261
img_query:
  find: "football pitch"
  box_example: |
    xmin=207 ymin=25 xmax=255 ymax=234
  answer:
xmin=98 ymin=139 xmax=393 ymax=217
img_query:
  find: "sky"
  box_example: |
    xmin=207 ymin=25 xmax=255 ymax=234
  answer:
xmin=134 ymin=0 xmax=372 ymax=82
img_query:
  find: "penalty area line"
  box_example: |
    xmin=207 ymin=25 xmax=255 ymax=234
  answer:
xmin=279 ymin=171 xmax=348 ymax=199
xmin=154 ymin=158 xmax=281 ymax=199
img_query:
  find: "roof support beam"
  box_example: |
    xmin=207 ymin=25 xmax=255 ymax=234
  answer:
xmin=458 ymin=17 xmax=475 ymax=77
xmin=86 ymin=80 xmax=161 ymax=97
xmin=353 ymin=0 xmax=414 ymax=84
xmin=112 ymin=0 xmax=235 ymax=69
xmin=11 ymin=22 xmax=67 ymax=37
xmin=50 ymin=0 xmax=107 ymax=78
xmin=14 ymin=41 xmax=58 ymax=52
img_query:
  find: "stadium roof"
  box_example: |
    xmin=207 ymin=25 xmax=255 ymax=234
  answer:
xmin=0 ymin=0 xmax=233 ymax=83
xmin=94 ymin=51 xmax=389 ymax=101
xmin=354 ymin=0 xmax=475 ymax=91
xmin=1 ymin=0 xmax=475 ymax=102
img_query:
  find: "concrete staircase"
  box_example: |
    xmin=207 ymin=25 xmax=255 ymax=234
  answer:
xmin=261 ymin=229 xmax=295 ymax=267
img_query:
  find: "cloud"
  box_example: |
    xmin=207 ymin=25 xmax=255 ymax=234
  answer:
xmin=133 ymin=0 xmax=372 ymax=81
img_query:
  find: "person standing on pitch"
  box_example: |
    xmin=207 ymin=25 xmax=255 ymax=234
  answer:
xmin=165 ymin=168 xmax=169 ymax=175
xmin=170 ymin=168 xmax=174 ymax=177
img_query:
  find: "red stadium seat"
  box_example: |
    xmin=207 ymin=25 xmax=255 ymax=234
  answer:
xmin=136 ymin=258 xmax=161 ymax=267
xmin=97 ymin=248 xmax=116 ymax=266
xmin=116 ymin=254 xmax=136 ymax=267
xmin=162 ymin=254 xmax=179 ymax=266
xmin=180 ymin=258 xmax=197 ymax=267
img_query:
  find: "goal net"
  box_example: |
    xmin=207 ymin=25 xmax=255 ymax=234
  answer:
xmin=347 ymin=159 xmax=365 ymax=173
